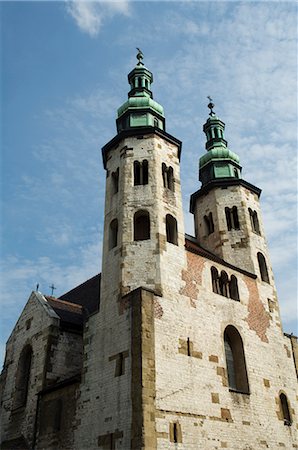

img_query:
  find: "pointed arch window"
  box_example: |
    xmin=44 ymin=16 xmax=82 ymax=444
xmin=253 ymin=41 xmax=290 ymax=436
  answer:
xmin=134 ymin=210 xmax=150 ymax=241
xmin=111 ymin=168 xmax=119 ymax=195
xmin=166 ymin=214 xmax=178 ymax=245
xmin=224 ymin=326 xmax=249 ymax=393
xmin=229 ymin=275 xmax=240 ymax=301
xmin=14 ymin=345 xmax=33 ymax=409
xmin=225 ymin=206 xmax=240 ymax=231
xmin=248 ymin=208 xmax=261 ymax=235
xmin=134 ymin=160 xmax=148 ymax=186
xmin=279 ymin=393 xmax=292 ymax=426
xmin=219 ymin=270 xmax=229 ymax=297
xmin=109 ymin=219 xmax=118 ymax=249
xmin=211 ymin=267 xmax=220 ymax=294
xmin=257 ymin=252 xmax=269 ymax=283
xmin=204 ymin=212 xmax=214 ymax=235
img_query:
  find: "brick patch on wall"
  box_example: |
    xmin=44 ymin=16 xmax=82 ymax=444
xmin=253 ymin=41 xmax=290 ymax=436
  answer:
xmin=245 ymin=278 xmax=269 ymax=343
xmin=180 ymin=252 xmax=205 ymax=307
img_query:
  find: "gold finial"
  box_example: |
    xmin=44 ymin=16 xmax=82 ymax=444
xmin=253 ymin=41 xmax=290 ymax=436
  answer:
xmin=136 ymin=47 xmax=144 ymax=65
xmin=207 ymin=96 xmax=215 ymax=116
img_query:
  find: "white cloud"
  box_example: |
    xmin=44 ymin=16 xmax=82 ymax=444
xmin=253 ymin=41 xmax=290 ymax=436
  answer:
xmin=65 ymin=1 xmax=131 ymax=36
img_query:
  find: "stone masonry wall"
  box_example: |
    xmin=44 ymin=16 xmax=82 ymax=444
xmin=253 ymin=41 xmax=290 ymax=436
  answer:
xmin=153 ymin=251 xmax=297 ymax=449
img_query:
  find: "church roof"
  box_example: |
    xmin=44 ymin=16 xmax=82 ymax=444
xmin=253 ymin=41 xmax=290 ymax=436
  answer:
xmin=44 ymin=296 xmax=84 ymax=329
xmin=58 ymin=273 xmax=101 ymax=315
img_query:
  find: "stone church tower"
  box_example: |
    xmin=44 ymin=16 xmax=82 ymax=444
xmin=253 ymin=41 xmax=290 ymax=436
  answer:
xmin=0 ymin=53 xmax=297 ymax=450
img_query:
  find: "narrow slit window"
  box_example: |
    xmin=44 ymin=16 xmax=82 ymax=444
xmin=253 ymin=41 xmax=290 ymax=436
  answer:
xmin=109 ymin=219 xmax=118 ymax=249
xmin=219 ymin=271 xmax=229 ymax=298
xmin=167 ymin=167 xmax=174 ymax=191
xmin=187 ymin=338 xmax=191 ymax=356
xmin=204 ymin=212 xmax=214 ymax=235
xmin=211 ymin=267 xmax=220 ymax=294
xmin=166 ymin=214 xmax=178 ymax=245
xmin=229 ymin=275 xmax=240 ymax=301
xmin=111 ymin=168 xmax=119 ymax=194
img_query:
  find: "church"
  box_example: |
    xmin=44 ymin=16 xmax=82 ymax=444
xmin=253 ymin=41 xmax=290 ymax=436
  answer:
xmin=1 ymin=52 xmax=297 ymax=450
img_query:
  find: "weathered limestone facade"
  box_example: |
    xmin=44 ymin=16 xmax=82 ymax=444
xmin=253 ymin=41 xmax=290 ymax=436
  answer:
xmin=0 ymin=56 xmax=297 ymax=450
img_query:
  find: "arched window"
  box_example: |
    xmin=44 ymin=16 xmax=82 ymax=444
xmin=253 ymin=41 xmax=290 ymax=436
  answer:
xmin=234 ymin=168 xmax=239 ymax=178
xmin=229 ymin=275 xmax=240 ymax=301
xmin=134 ymin=210 xmax=150 ymax=241
xmin=111 ymin=168 xmax=119 ymax=195
xmin=211 ymin=267 xmax=220 ymax=294
xmin=219 ymin=271 xmax=229 ymax=297
xmin=162 ymin=163 xmax=167 ymax=187
xmin=257 ymin=252 xmax=269 ymax=283
xmin=224 ymin=326 xmax=249 ymax=393
xmin=134 ymin=160 xmax=148 ymax=186
xmin=167 ymin=167 xmax=174 ymax=191
xmin=154 ymin=117 xmax=158 ymax=127
xmin=249 ymin=208 xmax=261 ymax=235
xmin=14 ymin=345 xmax=33 ymax=409
xmin=109 ymin=219 xmax=118 ymax=249
xmin=162 ymin=163 xmax=175 ymax=191
xmin=166 ymin=214 xmax=178 ymax=245
xmin=204 ymin=212 xmax=214 ymax=235
xmin=225 ymin=206 xmax=240 ymax=230
xmin=145 ymin=79 xmax=149 ymax=89
xmin=279 ymin=393 xmax=292 ymax=426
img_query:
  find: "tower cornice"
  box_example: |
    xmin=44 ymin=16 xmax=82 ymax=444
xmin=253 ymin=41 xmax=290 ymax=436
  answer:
xmin=101 ymin=126 xmax=182 ymax=169
xmin=189 ymin=178 xmax=261 ymax=214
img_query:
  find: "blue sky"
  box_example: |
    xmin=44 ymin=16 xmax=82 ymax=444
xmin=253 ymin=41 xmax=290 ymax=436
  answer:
xmin=1 ymin=1 xmax=297 ymax=367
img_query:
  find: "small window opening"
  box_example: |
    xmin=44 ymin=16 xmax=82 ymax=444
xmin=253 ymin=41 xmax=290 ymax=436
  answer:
xmin=229 ymin=275 xmax=240 ymax=301
xmin=257 ymin=252 xmax=269 ymax=283
xmin=115 ymin=353 xmax=124 ymax=377
xmin=234 ymin=168 xmax=238 ymax=178
xmin=211 ymin=267 xmax=220 ymax=294
xmin=204 ymin=212 xmax=214 ymax=235
xmin=162 ymin=163 xmax=175 ymax=191
xmin=173 ymin=423 xmax=178 ymax=443
xmin=145 ymin=79 xmax=149 ymax=89
xmin=280 ymin=393 xmax=292 ymax=426
xmin=166 ymin=214 xmax=178 ymax=245
xmin=134 ymin=160 xmax=148 ymax=186
xmin=219 ymin=271 xmax=229 ymax=298
xmin=224 ymin=325 xmax=249 ymax=393
xmin=111 ymin=168 xmax=119 ymax=194
xmin=154 ymin=117 xmax=158 ymax=127
xmin=167 ymin=167 xmax=174 ymax=191
xmin=109 ymin=219 xmax=118 ymax=249
xmin=137 ymin=77 xmax=142 ymax=88
xmin=225 ymin=206 xmax=240 ymax=230
xmin=169 ymin=422 xmax=181 ymax=443
xmin=134 ymin=210 xmax=150 ymax=241
xmin=249 ymin=208 xmax=261 ymax=235
xmin=187 ymin=338 xmax=191 ymax=356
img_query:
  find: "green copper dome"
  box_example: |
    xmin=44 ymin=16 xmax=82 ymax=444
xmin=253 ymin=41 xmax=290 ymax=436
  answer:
xmin=199 ymin=147 xmax=240 ymax=168
xmin=117 ymin=96 xmax=164 ymax=117
xmin=199 ymin=100 xmax=242 ymax=185
xmin=116 ymin=50 xmax=166 ymax=133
